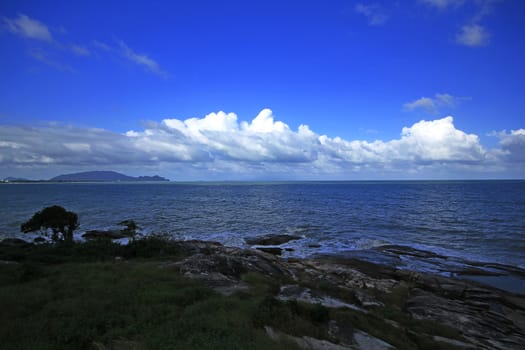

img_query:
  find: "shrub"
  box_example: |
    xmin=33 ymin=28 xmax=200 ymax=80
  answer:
xmin=21 ymin=205 xmax=79 ymax=243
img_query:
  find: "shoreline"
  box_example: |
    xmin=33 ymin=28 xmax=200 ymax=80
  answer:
xmin=7 ymin=230 xmax=525 ymax=295
xmin=1 ymin=236 xmax=524 ymax=349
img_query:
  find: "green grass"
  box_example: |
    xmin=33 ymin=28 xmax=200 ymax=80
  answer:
xmin=0 ymin=259 xmax=302 ymax=350
xmin=0 ymin=240 xmax=308 ymax=350
xmin=0 ymin=239 xmax=471 ymax=350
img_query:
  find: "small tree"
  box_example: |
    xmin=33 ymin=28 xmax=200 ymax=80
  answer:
xmin=21 ymin=205 xmax=79 ymax=243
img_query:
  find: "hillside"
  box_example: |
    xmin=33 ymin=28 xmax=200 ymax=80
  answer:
xmin=50 ymin=171 xmax=169 ymax=182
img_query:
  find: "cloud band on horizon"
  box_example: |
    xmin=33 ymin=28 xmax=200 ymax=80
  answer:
xmin=0 ymin=109 xmax=523 ymax=180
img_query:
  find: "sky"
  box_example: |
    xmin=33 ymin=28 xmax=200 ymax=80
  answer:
xmin=0 ymin=0 xmax=524 ymax=180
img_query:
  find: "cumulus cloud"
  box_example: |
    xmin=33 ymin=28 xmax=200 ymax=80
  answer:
xmin=355 ymin=3 xmax=388 ymax=26
xmin=2 ymin=109 xmax=519 ymax=180
xmin=403 ymin=93 xmax=461 ymax=114
xmin=456 ymin=24 xmax=490 ymax=47
xmin=318 ymin=116 xmax=485 ymax=166
xmin=2 ymin=14 xmax=53 ymax=41
xmin=495 ymin=129 xmax=525 ymax=162
xmin=140 ymin=109 xmax=318 ymax=163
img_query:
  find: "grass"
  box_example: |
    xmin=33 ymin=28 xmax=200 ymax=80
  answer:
xmin=0 ymin=238 xmax=471 ymax=350
xmin=0 ymin=239 xmax=312 ymax=350
xmin=0 ymin=259 xmax=301 ymax=350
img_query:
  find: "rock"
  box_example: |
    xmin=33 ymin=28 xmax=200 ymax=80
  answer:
xmin=118 ymin=220 xmax=137 ymax=235
xmin=354 ymin=290 xmax=384 ymax=308
xmin=177 ymin=246 xmax=292 ymax=279
xmin=377 ymin=245 xmax=446 ymax=259
xmin=353 ymin=330 xmax=395 ymax=350
xmin=299 ymin=258 xmax=399 ymax=293
xmin=175 ymin=246 xmax=292 ymax=294
xmin=118 ymin=219 xmax=136 ymax=227
xmin=256 ymin=247 xmax=283 ymax=255
xmin=278 ymin=285 xmax=364 ymax=311
xmin=177 ymin=240 xmax=223 ymax=254
xmin=265 ymin=326 xmax=352 ymax=350
xmin=432 ymin=336 xmax=477 ymax=349
xmin=245 ymin=234 xmax=301 ymax=246
xmin=406 ymin=288 xmax=525 ymax=349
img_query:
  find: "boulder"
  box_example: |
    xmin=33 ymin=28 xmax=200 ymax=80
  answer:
xmin=245 ymin=234 xmax=301 ymax=246
xmin=175 ymin=246 xmax=292 ymax=295
xmin=256 ymin=247 xmax=283 ymax=255
xmin=177 ymin=246 xmax=292 ymax=279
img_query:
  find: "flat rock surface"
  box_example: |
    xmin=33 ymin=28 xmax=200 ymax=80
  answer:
xmin=173 ymin=241 xmax=525 ymax=349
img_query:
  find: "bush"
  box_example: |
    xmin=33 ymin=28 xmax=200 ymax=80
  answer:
xmin=21 ymin=205 xmax=79 ymax=243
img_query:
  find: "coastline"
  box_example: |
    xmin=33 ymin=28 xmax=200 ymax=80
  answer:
xmin=1 ymin=235 xmax=524 ymax=349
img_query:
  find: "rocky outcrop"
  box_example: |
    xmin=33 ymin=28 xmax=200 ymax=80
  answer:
xmin=174 ymin=245 xmax=293 ymax=296
xmin=171 ymin=240 xmax=525 ymax=349
xmin=82 ymin=220 xmax=138 ymax=240
xmin=265 ymin=325 xmax=395 ymax=350
xmin=245 ymin=234 xmax=302 ymax=246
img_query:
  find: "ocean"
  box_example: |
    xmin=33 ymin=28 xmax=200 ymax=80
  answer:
xmin=1 ymin=180 xmax=524 ymax=268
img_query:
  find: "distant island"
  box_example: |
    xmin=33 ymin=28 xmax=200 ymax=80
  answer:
xmin=2 ymin=171 xmax=169 ymax=183
xmin=50 ymin=171 xmax=169 ymax=182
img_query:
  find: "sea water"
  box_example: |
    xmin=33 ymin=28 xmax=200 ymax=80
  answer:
xmin=1 ymin=181 xmax=524 ymax=268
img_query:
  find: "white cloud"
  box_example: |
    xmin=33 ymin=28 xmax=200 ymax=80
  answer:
xmin=3 ymin=14 xmax=167 ymax=77
xmin=117 ymin=40 xmax=168 ymax=78
xmin=70 ymin=44 xmax=90 ymax=56
xmin=155 ymin=109 xmax=318 ymax=162
xmin=3 ymin=14 xmax=52 ymax=41
xmin=355 ymin=3 xmax=388 ymax=26
xmin=421 ymin=0 xmax=497 ymax=47
xmin=403 ymin=93 xmax=461 ymax=114
xmin=1 ymin=109 xmax=519 ymax=180
xmin=495 ymin=129 xmax=525 ymax=162
xmin=404 ymin=97 xmax=438 ymax=114
xmin=420 ymin=0 xmax=466 ymax=10
xmin=398 ymin=116 xmax=485 ymax=162
xmin=317 ymin=116 xmax=485 ymax=166
xmin=28 ymin=48 xmax=74 ymax=72
xmin=92 ymin=40 xmax=111 ymax=51
xmin=456 ymin=24 xmax=490 ymax=47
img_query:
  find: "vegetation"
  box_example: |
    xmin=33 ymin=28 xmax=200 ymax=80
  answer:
xmin=20 ymin=205 xmax=79 ymax=243
xmin=0 ymin=236 xmax=474 ymax=350
xmin=0 ymin=238 xmax=304 ymax=350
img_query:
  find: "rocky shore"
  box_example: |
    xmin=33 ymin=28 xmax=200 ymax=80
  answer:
xmin=1 ymin=235 xmax=524 ymax=349
xmin=171 ymin=236 xmax=525 ymax=350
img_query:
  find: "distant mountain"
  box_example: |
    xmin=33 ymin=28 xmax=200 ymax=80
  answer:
xmin=49 ymin=171 xmax=169 ymax=182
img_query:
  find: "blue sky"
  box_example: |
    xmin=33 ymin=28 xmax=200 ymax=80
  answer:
xmin=1 ymin=0 xmax=524 ymax=180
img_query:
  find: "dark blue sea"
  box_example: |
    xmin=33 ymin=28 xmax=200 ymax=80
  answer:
xmin=1 ymin=181 xmax=524 ymax=268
